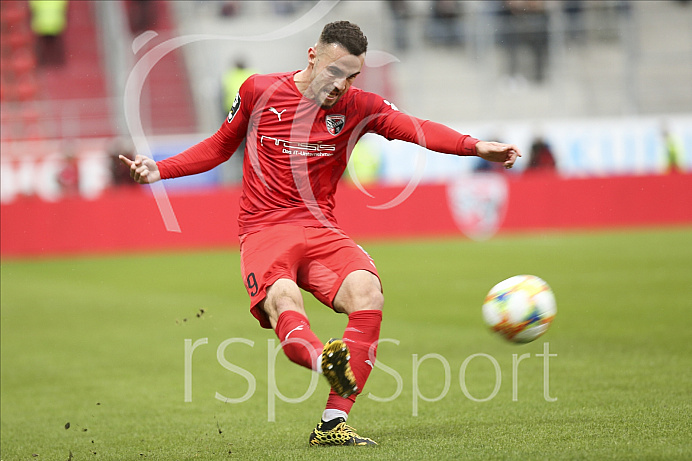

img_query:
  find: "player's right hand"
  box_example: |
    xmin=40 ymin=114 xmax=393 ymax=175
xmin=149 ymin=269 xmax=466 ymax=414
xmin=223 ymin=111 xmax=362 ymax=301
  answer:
xmin=475 ymin=141 xmax=521 ymax=169
xmin=119 ymin=154 xmax=161 ymax=184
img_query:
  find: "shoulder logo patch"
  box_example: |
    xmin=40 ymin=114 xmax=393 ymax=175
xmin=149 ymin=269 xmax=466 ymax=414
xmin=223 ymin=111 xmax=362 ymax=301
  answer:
xmin=326 ymin=114 xmax=345 ymax=136
xmin=227 ymin=93 xmax=241 ymax=123
xmin=383 ymin=99 xmax=399 ymax=111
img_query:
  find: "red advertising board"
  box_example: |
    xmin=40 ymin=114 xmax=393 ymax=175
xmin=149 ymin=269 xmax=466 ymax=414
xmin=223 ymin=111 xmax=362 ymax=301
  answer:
xmin=1 ymin=173 xmax=691 ymax=257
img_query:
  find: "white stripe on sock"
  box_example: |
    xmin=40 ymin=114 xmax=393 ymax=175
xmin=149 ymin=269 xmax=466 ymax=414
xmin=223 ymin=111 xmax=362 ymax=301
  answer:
xmin=322 ymin=409 xmax=348 ymax=422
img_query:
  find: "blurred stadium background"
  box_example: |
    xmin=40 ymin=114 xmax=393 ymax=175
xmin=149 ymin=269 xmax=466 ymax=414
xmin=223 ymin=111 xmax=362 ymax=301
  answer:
xmin=1 ymin=0 xmax=691 ymax=252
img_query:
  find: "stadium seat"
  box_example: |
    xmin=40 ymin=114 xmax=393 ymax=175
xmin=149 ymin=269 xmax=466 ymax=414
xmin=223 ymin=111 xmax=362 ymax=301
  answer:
xmin=7 ymin=30 xmax=33 ymax=49
xmin=10 ymin=50 xmax=36 ymax=77
xmin=16 ymin=79 xmax=38 ymax=101
xmin=1 ymin=3 xmax=29 ymax=28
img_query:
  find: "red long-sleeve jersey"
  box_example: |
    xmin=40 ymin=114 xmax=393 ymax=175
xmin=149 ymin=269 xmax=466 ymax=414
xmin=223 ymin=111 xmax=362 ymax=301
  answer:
xmin=157 ymin=71 xmax=479 ymax=235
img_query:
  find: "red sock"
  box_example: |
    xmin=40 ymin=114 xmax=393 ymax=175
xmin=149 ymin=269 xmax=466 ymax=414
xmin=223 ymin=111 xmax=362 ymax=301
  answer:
xmin=325 ymin=309 xmax=383 ymax=415
xmin=274 ymin=311 xmax=323 ymax=371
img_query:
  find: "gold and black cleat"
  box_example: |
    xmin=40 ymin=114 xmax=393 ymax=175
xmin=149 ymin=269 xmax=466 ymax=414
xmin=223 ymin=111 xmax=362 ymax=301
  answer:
xmin=308 ymin=418 xmax=377 ymax=447
xmin=321 ymin=339 xmax=358 ymax=398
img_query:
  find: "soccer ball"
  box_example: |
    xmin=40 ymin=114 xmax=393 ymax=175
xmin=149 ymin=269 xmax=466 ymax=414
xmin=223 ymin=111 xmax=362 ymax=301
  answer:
xmin=482 ymin=275 xmax=556 ymax=343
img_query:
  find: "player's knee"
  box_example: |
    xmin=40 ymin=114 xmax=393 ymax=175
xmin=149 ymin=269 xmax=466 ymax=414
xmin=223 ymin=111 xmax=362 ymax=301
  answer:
xmin=262 ymin=279 xmax=305 ymax=325
xmin=334 ymin=270 xmax=384 ymax=314
xmin=366 ymin=287 xmax=384 ymax=311
xmin=346 ymin=284 xmax=384 ymax=313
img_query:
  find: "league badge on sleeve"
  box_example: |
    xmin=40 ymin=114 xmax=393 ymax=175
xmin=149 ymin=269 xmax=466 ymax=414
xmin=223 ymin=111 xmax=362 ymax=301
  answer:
xmin=326 ymin=114 xmax=345 ymax=136
xmin=227 ymin=93 xmax=241 ymax=123
xmin=384 ymin=99 xmax=399 ymax=111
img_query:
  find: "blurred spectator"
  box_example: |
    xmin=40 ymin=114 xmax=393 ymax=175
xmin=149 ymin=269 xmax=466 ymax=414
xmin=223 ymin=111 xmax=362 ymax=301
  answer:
xmin=220 ymin=58 xmax=257 ymax=183
xmin=58 ymin=149 xmax=79 ymax=197
xmin=661 ymin=125 xmax=684 ymax=174
xmin=474 ymin=158 xmax=506 ymax=173
xmin=346 ymin=138 xmax=381 ymax=186
xmin=29 ymin=0 xmax=68 ymax=67
xmin=498 ymin=0 xmax=550 ymax=83
xmin=222 ymin=58 xmax=257 ymax=116
xmin=273 ymin=1 xmax=298 ymax=16
xmin=127 ymin=0 xmax=156 ymax=35
xmin=427 ymin=0 xmax=463 ymax=46
xmin=563 ymin=0 xmax=585 ymax=43
xmin=107 ymin=137 xmax=137 ymax=188
xmin=526 ymin=136 xmax=556 ymax=172
xmin=387 ymin=0 xmax=411 ymax=52
xmin=219 ymin=1 xmax=241 ymax=17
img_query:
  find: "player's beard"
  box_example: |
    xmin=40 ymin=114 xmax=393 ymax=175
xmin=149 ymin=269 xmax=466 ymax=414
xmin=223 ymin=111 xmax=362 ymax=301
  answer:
xmin=319 ymin=88 xmax=342 ymax=109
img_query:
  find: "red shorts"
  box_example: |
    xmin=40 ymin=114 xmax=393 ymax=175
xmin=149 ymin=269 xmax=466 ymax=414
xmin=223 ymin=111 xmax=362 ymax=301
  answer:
xmin=239 ymin=225 xmax=380 ymax=329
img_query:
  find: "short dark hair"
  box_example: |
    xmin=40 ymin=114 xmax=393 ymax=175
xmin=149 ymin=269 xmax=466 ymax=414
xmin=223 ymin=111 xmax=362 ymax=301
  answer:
xmin=318 ymin=21 xmax=368 ymax=56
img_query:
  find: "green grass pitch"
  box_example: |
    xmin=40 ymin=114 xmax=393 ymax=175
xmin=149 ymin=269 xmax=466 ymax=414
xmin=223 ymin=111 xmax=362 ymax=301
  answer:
xmin=2 ymin=227 xmax=691 ymax=460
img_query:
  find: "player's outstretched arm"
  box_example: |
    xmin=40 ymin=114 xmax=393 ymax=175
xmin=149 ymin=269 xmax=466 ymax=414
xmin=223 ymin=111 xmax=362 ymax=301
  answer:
xmin=119 ymin=155 xmax=161 ymax=184
xmin=476 ymin=141 xmax=522 ymax=169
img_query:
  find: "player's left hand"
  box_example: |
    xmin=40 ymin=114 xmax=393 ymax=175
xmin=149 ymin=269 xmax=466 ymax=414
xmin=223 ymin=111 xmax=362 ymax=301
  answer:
xmin=475 ymin=141 xmax=521 ymax=169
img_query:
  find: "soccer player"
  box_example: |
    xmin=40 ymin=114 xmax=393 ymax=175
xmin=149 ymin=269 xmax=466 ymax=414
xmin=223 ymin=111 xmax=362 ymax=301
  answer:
xmin=121 ymin=21 xmax=520 ymax=446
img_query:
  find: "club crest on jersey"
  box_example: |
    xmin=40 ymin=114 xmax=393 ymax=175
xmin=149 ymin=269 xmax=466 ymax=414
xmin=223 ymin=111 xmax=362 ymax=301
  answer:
xmin=227 ymin=93 xmax=241 ymax=123
xmin=325 ymin=114 xmax=345 ymax=136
